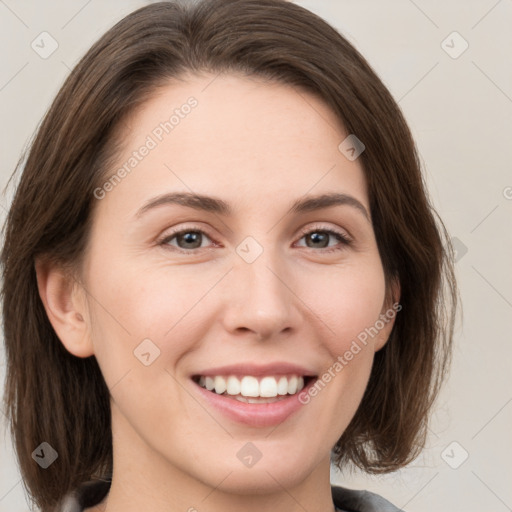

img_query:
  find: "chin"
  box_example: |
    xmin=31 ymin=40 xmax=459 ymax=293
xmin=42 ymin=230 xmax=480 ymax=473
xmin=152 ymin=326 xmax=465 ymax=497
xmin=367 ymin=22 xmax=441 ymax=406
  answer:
xmin=205 ymin=467 xmax=305 ymax=495
xmin=190 ymin=449 xmax=319 ymax=495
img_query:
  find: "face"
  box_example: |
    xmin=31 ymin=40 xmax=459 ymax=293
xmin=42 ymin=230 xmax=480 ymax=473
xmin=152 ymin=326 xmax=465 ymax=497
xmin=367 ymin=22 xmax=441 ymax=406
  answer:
xmin=61 ymin=74 xmax=397 ymax=495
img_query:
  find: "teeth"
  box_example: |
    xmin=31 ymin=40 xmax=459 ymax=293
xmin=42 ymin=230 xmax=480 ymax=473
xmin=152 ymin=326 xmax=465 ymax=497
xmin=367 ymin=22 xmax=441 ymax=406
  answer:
xmin=277 ymin=376 xmax=288 ymax=395
xmin=260 ymin=376 xmax=277 ymax=397
xmin=205 ymin=376 xmax=215 ymax=391
xmin=214 ymin=376 xmax=227 ymax=394
xmin=234 ymin=395 xmax=286 ymax=404
xmin=226 ymin=376 xmax=241 ymax=395
xmin=288 ymin=376 xmax=298 ymax=394
xmin=197 ymin=374 xmax=307 ymax=398
xmin=241 ymin=376 xmax=260 ymax=397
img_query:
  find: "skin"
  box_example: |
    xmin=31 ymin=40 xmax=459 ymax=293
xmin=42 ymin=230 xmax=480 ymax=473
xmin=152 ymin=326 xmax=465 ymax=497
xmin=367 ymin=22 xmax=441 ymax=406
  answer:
xmin=36 ymin=73 xmax=399 ymax=512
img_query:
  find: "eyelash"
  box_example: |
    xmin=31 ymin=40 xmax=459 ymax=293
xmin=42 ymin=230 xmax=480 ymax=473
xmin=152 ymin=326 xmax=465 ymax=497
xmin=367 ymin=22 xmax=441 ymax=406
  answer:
xmin=157 ymin=224 xmax=352 ymax=254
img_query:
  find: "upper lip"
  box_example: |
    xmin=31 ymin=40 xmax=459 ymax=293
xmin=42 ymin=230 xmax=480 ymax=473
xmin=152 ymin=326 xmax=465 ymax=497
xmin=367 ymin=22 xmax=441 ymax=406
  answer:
xmin=192 ymin=362 xmax=318 ymax=378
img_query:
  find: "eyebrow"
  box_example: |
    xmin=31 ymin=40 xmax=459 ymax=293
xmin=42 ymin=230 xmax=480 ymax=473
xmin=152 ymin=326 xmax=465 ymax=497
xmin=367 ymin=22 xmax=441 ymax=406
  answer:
xmin=135 ymin=191 xmax=370 ymax=222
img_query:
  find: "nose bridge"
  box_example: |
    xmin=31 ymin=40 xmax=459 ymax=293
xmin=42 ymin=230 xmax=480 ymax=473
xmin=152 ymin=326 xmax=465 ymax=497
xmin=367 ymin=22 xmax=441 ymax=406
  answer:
xmin=223 ymin=240 xmax=298 ymax=338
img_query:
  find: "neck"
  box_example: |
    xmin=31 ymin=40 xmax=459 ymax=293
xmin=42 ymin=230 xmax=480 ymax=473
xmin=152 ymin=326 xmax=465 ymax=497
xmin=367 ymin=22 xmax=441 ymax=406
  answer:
xmin=98 ymin=408 xmax=337 ymax=512
xmin=101 ymin=473 xmax=337 ymax=512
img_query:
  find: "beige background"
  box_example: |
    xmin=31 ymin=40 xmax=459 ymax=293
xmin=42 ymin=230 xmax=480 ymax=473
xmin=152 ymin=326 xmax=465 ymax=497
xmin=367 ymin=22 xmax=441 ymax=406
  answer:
xmin=1 ymin=1 xmax=511 ymax=511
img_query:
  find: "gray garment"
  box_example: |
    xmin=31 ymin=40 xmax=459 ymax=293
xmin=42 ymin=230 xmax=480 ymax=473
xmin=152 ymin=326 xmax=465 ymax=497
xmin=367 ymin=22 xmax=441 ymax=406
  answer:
xmin=57 ymin=477 xmax=405 ymax=512
xmin=332 ymin=485 xmax=405 ymax=511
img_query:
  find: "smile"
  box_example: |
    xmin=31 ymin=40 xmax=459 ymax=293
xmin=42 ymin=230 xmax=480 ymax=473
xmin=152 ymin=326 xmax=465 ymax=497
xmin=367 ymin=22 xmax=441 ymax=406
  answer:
xmin=193 ymin=374 xmax=312 ymax=403
xmin=190 ymin=364 xmax=318 ymax=427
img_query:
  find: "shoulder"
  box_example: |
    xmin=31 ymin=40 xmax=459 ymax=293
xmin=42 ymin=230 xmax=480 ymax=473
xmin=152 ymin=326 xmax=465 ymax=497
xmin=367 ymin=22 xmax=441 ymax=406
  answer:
xmin=331 ymin=484 xmax=405 ymax=512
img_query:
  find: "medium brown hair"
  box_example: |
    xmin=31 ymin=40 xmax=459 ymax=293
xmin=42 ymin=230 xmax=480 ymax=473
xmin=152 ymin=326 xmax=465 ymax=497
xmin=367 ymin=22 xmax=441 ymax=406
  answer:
xmin=1 ymin=0 xmax=458 ymax=510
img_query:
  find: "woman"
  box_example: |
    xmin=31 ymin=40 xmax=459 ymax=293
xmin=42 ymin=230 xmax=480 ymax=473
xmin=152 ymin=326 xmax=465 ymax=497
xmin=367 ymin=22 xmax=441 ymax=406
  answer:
xmin=1 ymin=1 xmax=457 ymax=511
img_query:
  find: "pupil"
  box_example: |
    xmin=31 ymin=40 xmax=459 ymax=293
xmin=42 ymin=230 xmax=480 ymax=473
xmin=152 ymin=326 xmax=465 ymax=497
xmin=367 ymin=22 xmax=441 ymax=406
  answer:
xmin=179 ymin=232 xmax=201 ymax=248
xmin=308 ymin=232 xmax=328 ymax=248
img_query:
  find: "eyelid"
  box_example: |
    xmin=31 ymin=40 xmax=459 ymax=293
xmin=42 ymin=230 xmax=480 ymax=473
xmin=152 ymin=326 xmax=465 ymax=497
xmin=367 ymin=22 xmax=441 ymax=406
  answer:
xmin=157 ymin=224 xmax=219 ymax=251
xmin=296 ymin=223 xmax=352 ymax=243
xmin=157 ymin=222 xmax=353 ymax=253
xmin=293 ymin=223 xmax=352 ymax=254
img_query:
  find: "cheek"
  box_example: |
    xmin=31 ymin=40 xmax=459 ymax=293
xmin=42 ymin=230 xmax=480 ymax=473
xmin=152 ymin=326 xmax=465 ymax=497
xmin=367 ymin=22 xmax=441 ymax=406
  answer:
xmin=84 ymin=257 xmax=213 ymax=378
xmin=83 ymin=265 xmax=198 ymax=431
xmin=304 ymin=266 xmax=385 ymax=435
xmin=308 ymin=257 xmax=387 ymax=354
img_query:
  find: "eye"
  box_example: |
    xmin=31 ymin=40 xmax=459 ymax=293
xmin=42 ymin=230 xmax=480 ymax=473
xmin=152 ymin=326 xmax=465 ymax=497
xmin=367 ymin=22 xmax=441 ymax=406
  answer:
xmin=295 ymin=225 xmax=352 ymax=253
xmin=157 ymin=224 xmax=352 ymax=254
xmin=158 ymin=226 xmax=216 ymax=252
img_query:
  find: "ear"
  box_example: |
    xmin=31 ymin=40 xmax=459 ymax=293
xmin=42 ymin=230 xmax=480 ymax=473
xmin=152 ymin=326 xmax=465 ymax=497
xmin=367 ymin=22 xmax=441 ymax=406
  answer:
xmin=374 ymin=276 xmax=401 ymax=352
xmin=34 ymin=257 xmax=94 ymax=358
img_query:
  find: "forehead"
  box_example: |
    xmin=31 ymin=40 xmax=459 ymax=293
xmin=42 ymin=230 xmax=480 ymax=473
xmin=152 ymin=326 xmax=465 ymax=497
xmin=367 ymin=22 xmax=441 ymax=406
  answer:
xmin=96 ymin=73 xmax=368 ymax=218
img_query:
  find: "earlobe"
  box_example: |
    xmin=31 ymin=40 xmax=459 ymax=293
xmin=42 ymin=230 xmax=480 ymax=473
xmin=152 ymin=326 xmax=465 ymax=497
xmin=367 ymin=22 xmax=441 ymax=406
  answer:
xmin=374 ymin=276 xmax=401 ymax=352
xmin=34 ymin=258 xmax=94 ymax=358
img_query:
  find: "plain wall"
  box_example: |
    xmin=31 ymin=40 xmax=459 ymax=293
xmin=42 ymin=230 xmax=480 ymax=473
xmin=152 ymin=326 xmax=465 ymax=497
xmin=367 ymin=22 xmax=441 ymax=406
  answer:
xmin=1 ymin=1 xmax=511 ymax=511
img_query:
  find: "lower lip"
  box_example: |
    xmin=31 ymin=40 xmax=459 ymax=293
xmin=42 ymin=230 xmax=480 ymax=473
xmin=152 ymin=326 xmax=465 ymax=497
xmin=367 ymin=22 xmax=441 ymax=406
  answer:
xmin=192 ymin=379 xmax=316 ymax=427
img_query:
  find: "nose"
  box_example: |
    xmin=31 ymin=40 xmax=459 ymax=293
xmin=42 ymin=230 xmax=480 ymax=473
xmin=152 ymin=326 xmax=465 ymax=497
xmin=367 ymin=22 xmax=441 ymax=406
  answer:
xmin=221 ymin=248 xmax=301 ymax=341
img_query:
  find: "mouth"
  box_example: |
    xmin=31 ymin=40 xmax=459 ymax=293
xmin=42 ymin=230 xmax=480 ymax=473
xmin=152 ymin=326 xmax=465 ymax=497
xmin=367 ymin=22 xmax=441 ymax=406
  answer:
xmin=189 ymin=363 xmax=319 ymax=426
xmin=191 ymin=374 xmax=317 ymax=404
